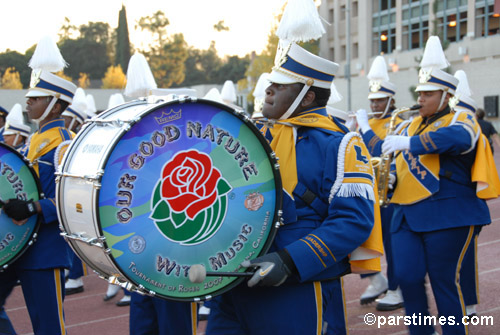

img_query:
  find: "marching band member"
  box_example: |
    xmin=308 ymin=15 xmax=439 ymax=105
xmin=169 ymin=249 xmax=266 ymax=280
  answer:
xmin=355 ymin=56 xmax=405 ymax=311
xmin=0 ymin=105 xmax=8 ymax=142
xmin=382 ymin=36 xmax=500 ymax=335
xmin=61 ymin=87 xmax=87 ymax=133
xmin=124 ymin=53 xmax=198 ymax=334
xmin=0 ymin=35 xmax=77 ymax=335
xmin=206 ymin=1 xmax=382 ymax=333
xmin=451 ymin=70 xmax=484 ymax=319
xmin=2 ymin=104 xmax=31 ymax=149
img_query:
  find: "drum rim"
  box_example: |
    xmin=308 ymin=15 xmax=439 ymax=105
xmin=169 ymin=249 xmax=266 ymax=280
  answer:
xmin=0 ymin=142 xmax=43 ymax=270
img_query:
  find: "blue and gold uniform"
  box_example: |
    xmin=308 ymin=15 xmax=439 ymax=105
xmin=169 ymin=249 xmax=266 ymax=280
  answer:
xmin=207 ymin=107 xmax=380 ymax=334
xmin=0 ymin=119 xmax=74 ymax=334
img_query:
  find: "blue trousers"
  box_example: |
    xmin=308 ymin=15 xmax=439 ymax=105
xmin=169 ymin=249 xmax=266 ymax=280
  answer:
xmin=207 ymin=280 xmax=335 ymax=335
xmin=460 ymin=226 xmax=482 ymax=307
xmin=68 ymin=250 xmax=86 ymax=279
xmin=129 ymin=292 xmax=197 ymax=335
xmin=392 ymin=220 xmax=475 ymax=335
xmin=0 ymin=267 xmax=66 ymax=335
xmin=324 ymin=278 xmax=347 ymax=335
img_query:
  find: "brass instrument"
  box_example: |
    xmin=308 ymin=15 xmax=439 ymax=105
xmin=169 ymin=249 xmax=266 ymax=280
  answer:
xmin=371 ymin=104 xmax=421 ymax=206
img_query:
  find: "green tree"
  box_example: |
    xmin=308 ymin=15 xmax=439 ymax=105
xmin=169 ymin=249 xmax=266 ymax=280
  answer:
xmin=0 ymin=51 xmax=30 ymax=88
xmin=180 ymin=42 xmax=222 ymax=86
xmin=1 ymin=67 xmax=23 ymax=89
xmin=58 ymin=17 xmax=77 ymax=41
xmin=138 ymin=11 xmax=188 ymax=88
xmin=59 ymin=21 xmax=112 ymax=81
xmin=116 ymin=5 xmax=131 ymax=73
xmin=101 ymin=65 xmax=126 ymax=89
xmin=213 ymin=20 xmax=229 ymax=32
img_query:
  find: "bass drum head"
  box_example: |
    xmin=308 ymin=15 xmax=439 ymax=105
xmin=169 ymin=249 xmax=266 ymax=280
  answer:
xmin=0 ymin=143 xmax=41 ymax=270
xmin=97 ymin=99 xmax=281 ymax=301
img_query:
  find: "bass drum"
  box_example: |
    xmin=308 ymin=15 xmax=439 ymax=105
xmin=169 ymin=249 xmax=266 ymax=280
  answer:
xmin=56 ymin=97 xmax=282 ymax=301
xmin=0 ymin=142 xmax=41 ymax=270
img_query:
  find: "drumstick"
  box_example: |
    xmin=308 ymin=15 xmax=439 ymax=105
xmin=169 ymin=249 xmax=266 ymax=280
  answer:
xmin=188 ymin=264 xmax=253 ymax=283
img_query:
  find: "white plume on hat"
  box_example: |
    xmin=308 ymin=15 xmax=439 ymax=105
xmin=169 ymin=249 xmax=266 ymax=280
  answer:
xmin=203 ymin=88 xmax=224 ymax=103
xmin=327 ymin=81 xmax=343 ymax=105
xmin=253 ymin=73 xmax=270 ymax=99
xmin=221 ymin=80 xmax=237 ymax=103
xmin=367 ymin=56 xmax=390 ymax=82
xmin=124 ymin=53 xmax=158 ymax=98
xmin=107 ymin=93 xmax=125 ymax=110
xmin=454 ymin=70 xmax=473 ymax=97
xmin=71 ymin=88 xmax=87 ymax=112
xmin=4 ymin=104 xmax=31 ymax=136
xmin=419 ymin=36 xmax=449 ymax=70
xmin=276 ymin=0 xmax=325 ymax=42
xmin=85 ymin=94 xmax=97 ymax=118
xmin=28 ymin=35 xmax=67 ymax=72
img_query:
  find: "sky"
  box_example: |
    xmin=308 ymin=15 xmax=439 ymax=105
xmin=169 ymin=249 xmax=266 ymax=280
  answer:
xmin=1 ymin=0 xmax=286 ymax=57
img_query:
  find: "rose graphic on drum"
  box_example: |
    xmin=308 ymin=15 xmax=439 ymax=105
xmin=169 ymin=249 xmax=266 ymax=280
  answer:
xmin=150 ymin=150 xmax=232 ymax=245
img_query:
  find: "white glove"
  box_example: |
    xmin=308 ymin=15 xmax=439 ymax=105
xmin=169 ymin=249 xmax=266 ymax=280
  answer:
xmin=382 ymin=135 xmax=411 ymax=155
xmin=345 ymin=117 xmax=356 ymax=132
xmin=355 ymin=109 xmax=371 ymax=133
xmin=388 ymin=173 xmax=396 ymax=190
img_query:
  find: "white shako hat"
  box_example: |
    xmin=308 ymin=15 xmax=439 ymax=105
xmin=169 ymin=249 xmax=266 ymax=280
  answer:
xmin=367 ymin=56 xmax=396 ymax=99
xmin=203 ymin=88 xmax=224 ymax=103
xmin=268 ymin=0 xmax=339 ymax=120
xmin=3 ymin=104 xmax=31 ymax=137
xmin=124 ymin=53 xmax=158 ymax=98
xmin=451 ymin=70 xmax=477 ymax=113
xmin=62 ymin=87 xmax=87 ymax=124
xmin=252 ymin=73 xmax=271 ymax=119
xmin=25 ymin=35 xmax=76 ymax=104
xmin=416 ymin=36 xmax=458 ymax=94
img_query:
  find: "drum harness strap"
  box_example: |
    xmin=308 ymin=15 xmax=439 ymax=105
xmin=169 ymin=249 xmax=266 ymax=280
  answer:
xmin=293 ymin=182 xmax=328 ymax=218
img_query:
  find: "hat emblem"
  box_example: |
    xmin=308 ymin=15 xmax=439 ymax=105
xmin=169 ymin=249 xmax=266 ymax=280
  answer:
xmin=30 ymin=70 xmax=41 ymax=88
xmin=419 ymin=68 xmax=432 ymax=84
xmin=369 ymin=80 xmax=382 ymax=93
xmin=274 ymin=43 xmax=291 ymax=70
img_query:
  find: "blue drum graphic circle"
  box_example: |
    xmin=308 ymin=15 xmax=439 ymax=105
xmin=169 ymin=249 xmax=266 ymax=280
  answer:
xmin=97 ymin=99 xmax=281 ymax=301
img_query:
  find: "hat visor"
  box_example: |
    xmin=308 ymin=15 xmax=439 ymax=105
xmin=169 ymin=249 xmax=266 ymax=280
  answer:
xmin=268 ymin=70 xmax=300 ymax=85
xmin=368 ymin=92 xmax=392 ymax=99
xmin=25 ymin=89 xmax=52 ymax=98
xmin=415 ymin=84 xmax=443 ymax=92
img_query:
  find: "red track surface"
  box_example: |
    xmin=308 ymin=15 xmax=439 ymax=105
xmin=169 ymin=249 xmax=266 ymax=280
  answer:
xmin=5 ymin=153 xmax=500 ymax=335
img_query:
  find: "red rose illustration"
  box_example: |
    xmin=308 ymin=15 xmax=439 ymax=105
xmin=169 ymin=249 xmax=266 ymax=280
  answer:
xmin=161 ymin=150 xmax=221 ymax=220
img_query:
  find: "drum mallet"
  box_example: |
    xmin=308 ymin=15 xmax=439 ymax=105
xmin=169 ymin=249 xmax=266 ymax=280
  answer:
xmin=188 ymin=264 xmax=254 ymax=283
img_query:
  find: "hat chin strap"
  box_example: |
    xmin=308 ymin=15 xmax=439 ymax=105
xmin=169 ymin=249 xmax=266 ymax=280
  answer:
xmin=13 ymin=133 xmax=20 ymax=147
xmin=68 ymin=117 xmax=76 ymax=131
xmin=32 ymin=96 xmax=58 ymax=125
xmin=381 ymin=97 xmax=393 ymax=118
xmin=437 ymin=90 xmax=448 ymax=113
xmin=279 ymin=83 xmax=312 ymax=120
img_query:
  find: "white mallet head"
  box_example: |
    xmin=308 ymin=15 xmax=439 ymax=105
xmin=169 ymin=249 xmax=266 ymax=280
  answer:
xmin=188 ymin=264 xmax=207 ymax=283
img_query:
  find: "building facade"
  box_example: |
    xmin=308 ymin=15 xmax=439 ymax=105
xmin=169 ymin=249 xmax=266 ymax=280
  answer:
xmin=319 ymin=0 xmax=500 ymax=124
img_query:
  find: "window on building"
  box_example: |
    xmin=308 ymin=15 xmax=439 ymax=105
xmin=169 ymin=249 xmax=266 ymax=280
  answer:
xmin=401 ymin=0 xmax=430 ymax=50
xmin=372 ymin=0 xmax=397 ymax=55
xmin=475 ymin=0 xmax=500 ymax=37
xmin=353 ymin=42 xmax=359 ymax=59
xmin=341 ymin=45 xmax=346 ymax=61
xmin=329 ymin=8 xmax=334 ymax=23
xmin=435 ymin=0 xmax=468 ymax=43
xmin=329 ymin=47 xmax=335 ymax=61
xmin=341 ymin=5 xmax=346 ymax=20
xmin=352 ymin=1 xmax=359 ymax=17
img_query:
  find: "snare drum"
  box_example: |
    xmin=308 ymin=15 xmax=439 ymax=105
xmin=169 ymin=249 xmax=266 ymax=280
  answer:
xmin=0 ymin=142 xmax=41 ymax=270
xmin=56 ymin=97 xmax=282 ymax=301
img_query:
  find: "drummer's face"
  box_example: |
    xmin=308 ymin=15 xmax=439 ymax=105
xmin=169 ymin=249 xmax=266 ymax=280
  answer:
xmin=26 ymin=96 xmax=51 ymax=121
xmin=263 ymin=82 xmax=301 ymax=120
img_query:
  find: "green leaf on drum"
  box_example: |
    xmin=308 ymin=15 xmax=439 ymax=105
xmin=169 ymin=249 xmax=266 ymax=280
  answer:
xmin=217 ymin=178 xmax=232 ymax=196
xmin=150 ymin=199 xmax=171 ymax=221
xmin=152 ymin=181 xmax=162 ymax=205
xmin=171 ymin=210 xmax=187 ymax=229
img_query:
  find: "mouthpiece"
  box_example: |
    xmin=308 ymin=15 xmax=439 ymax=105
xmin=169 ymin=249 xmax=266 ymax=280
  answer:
xmin=410 ymin=104 xmax=422 ymax=110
